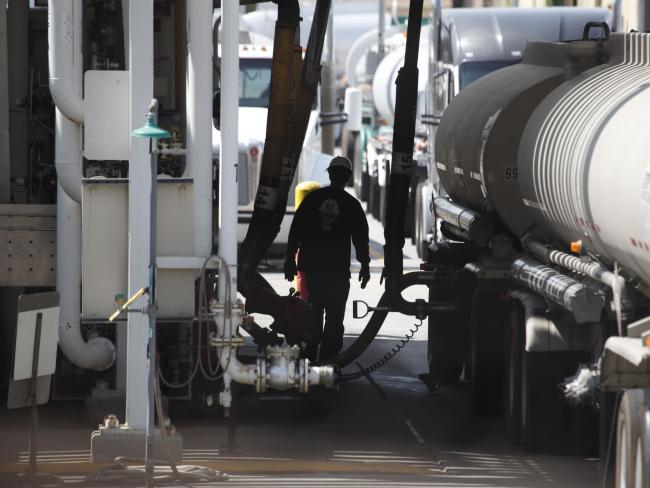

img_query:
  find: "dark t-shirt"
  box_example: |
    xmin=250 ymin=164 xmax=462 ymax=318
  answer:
xmin=287 ymin=187 xmax=370 ymax=277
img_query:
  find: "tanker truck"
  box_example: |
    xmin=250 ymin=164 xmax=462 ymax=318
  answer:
xmin=419 ymin=25 xmax=650 ymax=486
xmin=347 ymin=5 xmax=612 ymax=256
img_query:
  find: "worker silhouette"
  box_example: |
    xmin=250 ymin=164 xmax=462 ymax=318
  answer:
xmin=285 ymin=156 xmax=370 ymax=362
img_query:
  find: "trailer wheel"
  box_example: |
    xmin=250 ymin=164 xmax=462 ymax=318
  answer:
xmin=469 ymin=291 xmax=506 ymax=414
xmin=427 ymin=279 xmax=467 ymax=384
xmin=503 ymin=302 xmax=524 ymax=444
xmin=616 ymin=389 xmax=650 ymax=488
xmin=520 ymin=350 xmax=598 ymax=453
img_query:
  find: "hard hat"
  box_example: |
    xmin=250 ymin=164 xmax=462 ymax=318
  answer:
xmin=327 ymin=156 xmax=352 ymax=172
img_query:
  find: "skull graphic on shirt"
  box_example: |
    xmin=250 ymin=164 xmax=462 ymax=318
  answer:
xmin=319 ymin=199 xmax=340 ymax=231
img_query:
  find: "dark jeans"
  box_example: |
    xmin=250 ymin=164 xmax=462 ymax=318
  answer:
xmin=303 ymin=272 xmax=350 ymax=362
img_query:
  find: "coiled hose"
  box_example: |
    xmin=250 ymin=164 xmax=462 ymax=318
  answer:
xmin=338 ymin=318 xmax=423 ymax=381
xmin=321 ymin=272 xmax=433 ymax=369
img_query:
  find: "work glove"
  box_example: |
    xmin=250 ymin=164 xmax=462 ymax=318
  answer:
xmin=359 ymin=262 xmax=370 ymax=289
xmin=284 ymin=257 xmax=297 ymax=282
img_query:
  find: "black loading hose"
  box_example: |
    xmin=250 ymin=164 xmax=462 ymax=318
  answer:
xmin=238 ymin=0 xmax=302 ymax=293
xmin=383 ymin=0 xmax=433 ymax=319
xmin=320 ymin=1 xmax=454 ymax=373
xmin=238 ymin=0 xmax=333 ymax=297
xmin=322 ymin=272 xmax=455 ymax=368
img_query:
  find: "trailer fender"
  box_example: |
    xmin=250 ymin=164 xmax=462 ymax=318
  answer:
xmin=509 ymin=291 xmax=591 ymax=352
xmin=601 ymin=337 xmax=650 ymax=391
xmin=524 ymin=316 xmax=592 ymax=353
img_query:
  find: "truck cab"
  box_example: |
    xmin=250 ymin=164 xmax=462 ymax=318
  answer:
xmin=212 ymin=44 xmax=327 ymax=253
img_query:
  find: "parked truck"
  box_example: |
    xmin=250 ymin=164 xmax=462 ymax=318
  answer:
xmin=347 ymin=5 xmax=612 ymax=257
xmin=423 ymin=19 xmax=650 ymax=487
xmin=330 ymin=2 xmax=650 ymax=484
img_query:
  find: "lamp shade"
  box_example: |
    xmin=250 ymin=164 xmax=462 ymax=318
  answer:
xmin=132 ymin=113 xmax=171 ymax=139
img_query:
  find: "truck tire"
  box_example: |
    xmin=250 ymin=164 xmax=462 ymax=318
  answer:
xmin=469 ymin=291 xmax=507 ymax=414
xmin=616 ymin=389 xmax=650 ymax=488
xmin=504 ymin=302 xmax=524 ymax=445
xmin=520 ymin=350 xmax=597 ymax=453
xmin=427 ymin=278 xmax=466 ymax=383
xmin=631 ymin=394 xmax=650 ymax=488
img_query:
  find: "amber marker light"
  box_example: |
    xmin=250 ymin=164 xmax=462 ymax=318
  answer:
xmin=570 ymin=240 xmax=583 ymax=254
xmin=643 ymin=333 xmax=650 ymax=349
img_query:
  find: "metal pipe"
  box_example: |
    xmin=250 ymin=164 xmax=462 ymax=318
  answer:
xmin=49 ymin=0 xmax=115 ymax=372
xmin=48 ymin=0 xmax=84 ymax=124
xmin=510 ymin=256 xmax=604 ymax=324
xmin=56 ymin=184 xmax=116 ymax=370
xmin=54 ymin=109 xmax=82 ymax=203
xmin=528 ymin=241 xmax=627 ymax=330
xmin=126 ymin=0 xmax=154 ymax=430
xmin=432 ymin=196 xmax=495 ymax=246
xmin=528 ymin=241 xmax=625 ymax=292
xmin=218 ymin=0 xmax=239 ymax=299
xmin=186 ymin=0 xmax=213 ymax=260
xmin=212 ymin=307 xmax=335 ymax=393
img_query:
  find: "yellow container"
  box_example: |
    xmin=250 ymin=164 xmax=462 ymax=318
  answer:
xmin=295 ymin=181 xmax=321 ymax=209
xmin=293 ymin=181 xmax=320 ymax=299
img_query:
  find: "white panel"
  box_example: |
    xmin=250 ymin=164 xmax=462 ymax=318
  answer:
xmin=156 ymin=179 xmax=195 ymax=317
xmin=13 ymin=307 xmax=60 ymax=380
xmin=82 ymin=179 xmax=196 ymax=319
xmin=82 ymin=180 xmax=128 ymax=319
xmin=84 ymin=70 xmax=130 ymax=161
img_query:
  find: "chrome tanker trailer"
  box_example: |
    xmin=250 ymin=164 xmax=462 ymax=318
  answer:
xmin=426 ymin=27 xmax=650 ymax=486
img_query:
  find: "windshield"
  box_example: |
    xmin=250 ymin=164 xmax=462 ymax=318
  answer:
xmin=239 ymin=58 xmax=272 ymax=108
xmin=459 ymin=61 xmax=515 ymax=89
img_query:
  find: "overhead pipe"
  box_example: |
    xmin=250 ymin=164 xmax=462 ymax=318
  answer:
xmin=186 ymin=0 xmax=213 ymax=260
xmin=48 ymin=0 xmax=84 ymax=124
xmin=49 ymin=0 xmax=116 ymax=371
xmin=54 ymin=110 xmax=83 ymax=203
xmin=49 ymin=0 xmax=84 ymax=203
xmin=383 ymin=0 xmax=432 ymax=318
